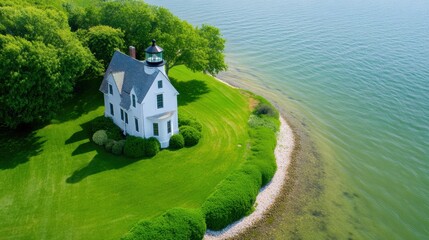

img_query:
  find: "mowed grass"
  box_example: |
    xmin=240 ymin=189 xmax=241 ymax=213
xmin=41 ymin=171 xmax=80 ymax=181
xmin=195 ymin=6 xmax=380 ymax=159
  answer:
xmin=0 ymin=66 xmax=251 ymax=240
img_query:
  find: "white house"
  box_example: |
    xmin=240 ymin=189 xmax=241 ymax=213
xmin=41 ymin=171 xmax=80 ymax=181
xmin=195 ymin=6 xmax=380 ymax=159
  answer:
xmin=99 ymin=40 xmax=179 ymax=148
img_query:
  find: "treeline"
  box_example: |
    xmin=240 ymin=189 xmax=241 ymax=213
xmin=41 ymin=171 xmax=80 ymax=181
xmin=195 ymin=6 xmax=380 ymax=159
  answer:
xmin=0 ymin=0 xmax=226 ymax=128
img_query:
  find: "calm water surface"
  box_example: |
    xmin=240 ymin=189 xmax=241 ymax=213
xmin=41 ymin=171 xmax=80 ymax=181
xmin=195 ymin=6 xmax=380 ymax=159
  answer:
xmin=146 ymin=0 xmax=429 ymax=239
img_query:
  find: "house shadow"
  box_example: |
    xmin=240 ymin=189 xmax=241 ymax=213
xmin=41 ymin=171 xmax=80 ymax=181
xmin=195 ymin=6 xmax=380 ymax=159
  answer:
xmin=0 ymin=126 xmax=45 ymax=169
xmin=66 ymin=147 xmax=138 ymax=184
xmin=64 ymin=117 xmax=99 ymax=146
xmin=169 ymin=78 xmax=210 ymax=106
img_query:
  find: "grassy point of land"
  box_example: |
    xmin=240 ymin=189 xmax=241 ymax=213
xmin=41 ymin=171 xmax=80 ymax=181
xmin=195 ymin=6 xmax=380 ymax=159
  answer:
xmin=0 ymin=66 xmax=251 ymax=239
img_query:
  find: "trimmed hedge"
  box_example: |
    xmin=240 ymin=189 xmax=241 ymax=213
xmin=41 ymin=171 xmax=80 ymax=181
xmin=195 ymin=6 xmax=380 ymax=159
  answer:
xmin=169 ymin=134 xmax=185 ymax=150
xmin=178 ymin=113 xmax=202 ymax=133
xmin=124 ymin=136 xmax=146 ymax=158
xmin=145 ymin=137 xmax=160 ymax=157
xmin=123 ymin=136 xmax=161 ymax=158
xmin=122 ymin=208 xmax=206 ymax=240
xmin=112 ymin=140 xmax=126 ymax=155
xmin=179 ymin=126 xmax=201 ymax=147
xmin=201 ymin=164 xmax=262 ymax=230
xmin=104 ymin=139 xmax=115 ymax=152
xmin=90 ymin=116 xmax=123 ymax=140
xmin=92 ymin=130 xmax=108 ymax=146
xmin=247 ymin=127 xmax=278 ymax=186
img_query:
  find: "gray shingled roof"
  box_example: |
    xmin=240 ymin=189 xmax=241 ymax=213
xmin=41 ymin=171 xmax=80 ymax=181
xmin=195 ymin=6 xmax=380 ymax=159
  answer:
xmin=99 ymin=51 xmax=158 ymax=110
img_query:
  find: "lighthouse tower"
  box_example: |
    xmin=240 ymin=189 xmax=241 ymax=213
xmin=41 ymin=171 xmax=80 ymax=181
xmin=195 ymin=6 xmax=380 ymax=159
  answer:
xmin=143 ymin=39 xmax=166 ymax=75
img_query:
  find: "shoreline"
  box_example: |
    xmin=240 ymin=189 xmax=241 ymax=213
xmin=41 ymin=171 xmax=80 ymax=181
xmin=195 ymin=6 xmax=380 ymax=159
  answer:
xmin=204 ymin=115 xmax=295 ymax=239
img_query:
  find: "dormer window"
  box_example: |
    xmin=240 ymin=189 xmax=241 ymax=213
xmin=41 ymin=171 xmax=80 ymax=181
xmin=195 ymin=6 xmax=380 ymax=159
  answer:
xmin=109 ymin=84 xmax=113 ymax=95
xmin=132 ymin=94 xmax=136 ymax=108
xmin=158 ymin=80 xmax=163 ymax=89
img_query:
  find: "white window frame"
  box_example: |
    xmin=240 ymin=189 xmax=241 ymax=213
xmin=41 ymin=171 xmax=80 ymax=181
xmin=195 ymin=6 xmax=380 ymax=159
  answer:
xmin=153 ymin=123 xmax=159 ymax=136
xmin=132 ymin=94 xmax=136 ymax=108
xmin=109 ymin=84 xmax=113 ymax=95
xmin=157 ymin=94 xmax=163 ymax=109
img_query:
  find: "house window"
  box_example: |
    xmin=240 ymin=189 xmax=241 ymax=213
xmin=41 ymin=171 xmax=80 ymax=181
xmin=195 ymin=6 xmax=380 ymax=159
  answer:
xmin=132 ymin=94 xmax=136 ymax=108
xmin=135 ymin=118 xmax=139 ymax=132
xmin=120 ymin=109 xmax=128 ymax=124
xmin=109 ymin=84 xmax=113 ymax=95
xmin=110 ymin=103 xmax=114 ymax=116
xmin=167 ymin=120 xmax=171 ymax=133
xmin=158 ymin=80 xmax=163 ymax=89
xmin=153 ymin=123 xmax=159 ymax=136
xmin=157 ymin=94 xmax=163 ymax=109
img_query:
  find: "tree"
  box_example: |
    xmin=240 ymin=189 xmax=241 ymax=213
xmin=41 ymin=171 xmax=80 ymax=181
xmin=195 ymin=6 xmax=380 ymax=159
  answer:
xmin=0 ymin=5 xmax=93 ymax=128
xmin=96 ymin=1 xmax=227 ymax=75
xmin=99 ymin=1 xmax=155 ymax=59
xmin=83 ymin=25 xmax=125 ymax=67
xmin=63 ymin=3 xmax=101 ymax=31
xmin=198 ymin=25 xmax=227 ymax=75
xmin=151 ymin=7 xmax=208 ymax=74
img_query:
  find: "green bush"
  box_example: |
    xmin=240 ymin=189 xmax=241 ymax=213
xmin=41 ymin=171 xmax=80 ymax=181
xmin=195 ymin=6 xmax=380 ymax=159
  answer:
xmin=122 ymin=208 xmax=206 ymax=240
xmin=89 ymin=116 xmax=123 ymax=140
xmin=247 ymin=127 xmax=278 ymax=186
xmin=145 ymin=137 xmax=160 ymax=157
xmin=179 ymin=126 xmax=201 ymax=147
xmin=178 ymin=114 xmax=202 ymax=132
xmin=254 ymin=102 xmax=278 ymax=118
xmin=104 ymin=139 xmax=115 ymax=152
xmin=124 ymin=136 xmax=146 ymax=158
xmin=169 ymin=134 xmax=185 ymax=149
xmin=248 ymin=114 xmax=278 ymax=132
xmin=112 ymin=140 xmax=126 ymax=155
xmin=92 ymin=130 xmax=108 ymax=146
xmin=202 ymin=165 xmax=262 ymax=230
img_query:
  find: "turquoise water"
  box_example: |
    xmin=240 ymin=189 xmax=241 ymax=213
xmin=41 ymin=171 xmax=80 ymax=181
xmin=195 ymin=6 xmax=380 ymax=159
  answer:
xmin=146 ymin=0 xmax=429 ymax=239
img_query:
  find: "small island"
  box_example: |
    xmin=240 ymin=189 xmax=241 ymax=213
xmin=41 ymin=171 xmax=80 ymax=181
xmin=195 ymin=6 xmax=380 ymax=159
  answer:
xmin=0 ymin=1 xmax=294 ymax=239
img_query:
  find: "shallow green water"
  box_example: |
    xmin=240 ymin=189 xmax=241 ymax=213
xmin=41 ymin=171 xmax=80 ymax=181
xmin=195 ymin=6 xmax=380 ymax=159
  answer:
xmin=147 ymin=0 xmax=429 ymax=239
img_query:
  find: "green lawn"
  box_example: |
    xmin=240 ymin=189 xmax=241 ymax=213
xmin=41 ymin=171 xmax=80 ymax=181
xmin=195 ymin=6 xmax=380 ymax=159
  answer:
xmin=0 ymin=66 xmax=251 ymax=239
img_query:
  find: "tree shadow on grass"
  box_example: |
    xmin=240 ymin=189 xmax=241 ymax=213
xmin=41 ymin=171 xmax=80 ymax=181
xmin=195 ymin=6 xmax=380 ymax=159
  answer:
xmin=66 ymin=147 xmax=138 ymax=184
xmin=53 ymin=79 xmax=104 ymax=123
xmin=0 ymin=126 xmax=45 ymax=169
xmin=169 ymin=77 xmax=210 ymax=106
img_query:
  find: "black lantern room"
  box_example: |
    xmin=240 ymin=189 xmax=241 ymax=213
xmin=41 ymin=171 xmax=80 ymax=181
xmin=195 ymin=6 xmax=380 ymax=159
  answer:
xmin=145 ymin=39 xmax=165 ymax=66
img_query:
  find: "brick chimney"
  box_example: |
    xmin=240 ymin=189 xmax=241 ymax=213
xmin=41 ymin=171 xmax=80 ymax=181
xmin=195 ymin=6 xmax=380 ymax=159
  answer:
xmin=129 ymin=46 xmax=136 ymax=59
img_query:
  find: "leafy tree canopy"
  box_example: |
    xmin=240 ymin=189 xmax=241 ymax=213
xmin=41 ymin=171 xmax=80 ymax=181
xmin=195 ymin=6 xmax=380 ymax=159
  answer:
xmin=65 ymin=0 xmax=227 ymax=74
xmin=79 ymin=25 xmax=125 ymax=67
xmin=0 ymin=4 xmax=93 ymax=128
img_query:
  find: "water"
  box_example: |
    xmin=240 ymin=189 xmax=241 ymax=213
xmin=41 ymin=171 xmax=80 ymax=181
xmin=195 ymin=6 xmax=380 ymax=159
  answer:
xmin=146 ymin=0 xmax=429 ymax=239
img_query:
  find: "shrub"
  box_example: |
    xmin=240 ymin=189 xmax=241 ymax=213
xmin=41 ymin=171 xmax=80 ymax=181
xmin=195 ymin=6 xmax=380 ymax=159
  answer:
xmin=248 ymin=114 xmax=278 ymax=132
xmin=104 ymin=139 xmax=115 ymax=152
xmin=247 ymin=127 xmax=278 ymax=186
xmin=178 ymin=114 xmax=202 ymax=132
xmin=112 ymin=140 xmax=126 ymax=155
xmin=124 ymin=136 xmax=146 ymax=158
xmin=254 ymin=102 xmax=278 ymax=118
xmin=202 ymin=165 xmax=262 ymax=230
xmin=92 ymin=130 xmax=108 ymax=146
xmin=89 ymin=116 xmax=124 ymax=140
xmin=179 ymin=126 xmax=201 ymax=147
xmin=169 ymin=134 xmax=185 ymax=149
xmin=122 ymin=208 xmax=206 ymax=240
xmin=145 ymin=137 xmax=160 ymax=157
